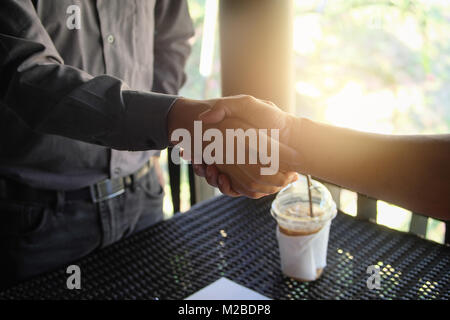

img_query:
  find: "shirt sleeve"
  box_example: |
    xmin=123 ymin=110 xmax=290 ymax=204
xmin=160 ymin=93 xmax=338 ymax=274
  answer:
xmin=152 ymin=0 xmax=195 ymax=95
xmin=0 ymin=0 xmax=177 ymax=151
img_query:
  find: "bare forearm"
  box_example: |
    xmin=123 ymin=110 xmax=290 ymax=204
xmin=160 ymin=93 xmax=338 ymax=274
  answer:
xmin=293 ymin=118 xmax=450 ymax=220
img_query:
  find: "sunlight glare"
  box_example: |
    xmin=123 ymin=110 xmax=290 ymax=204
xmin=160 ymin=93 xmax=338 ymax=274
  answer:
xmin=377 ymin=201 xmax=412 ymax=232
xmin=395 ymin=16 xmax=423 ymax=50
xmin=295 ymin=81 xmax=321 ymax=98
xmin=340 ymin=189 xmax=357 ymax=217
xmin=293 ymin=15 xmax=322 ymax=55
xmin=325 ymin=82 xmax=400 ymax=134
xmin=199 ymin=0 xmax=218 ymax=77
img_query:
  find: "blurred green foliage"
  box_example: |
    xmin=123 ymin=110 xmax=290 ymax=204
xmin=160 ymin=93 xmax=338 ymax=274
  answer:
xmin=180 ymin=0 xmax=221 ymax=100
xmin=294 ymin=0 xmax=450 ymax=134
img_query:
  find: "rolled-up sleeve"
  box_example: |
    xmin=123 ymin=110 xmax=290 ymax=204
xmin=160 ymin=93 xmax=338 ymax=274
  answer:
xmin=0 ymin=0 xmax=176 ymax=151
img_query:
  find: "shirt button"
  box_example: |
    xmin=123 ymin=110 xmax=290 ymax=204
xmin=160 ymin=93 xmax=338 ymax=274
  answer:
xmin=113 ymin=167 xmax=121 ymax=176
xmin=107 ymin=34 xmax=115 ymax=44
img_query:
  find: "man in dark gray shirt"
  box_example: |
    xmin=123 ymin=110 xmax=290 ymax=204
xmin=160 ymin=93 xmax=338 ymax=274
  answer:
xmin=0 ymin=0 xmax=296 ymax=289
xmin=1 ymin=0 xmax=192 ymax=189
xmin=0 ymin=0 xmax=194 ymax=288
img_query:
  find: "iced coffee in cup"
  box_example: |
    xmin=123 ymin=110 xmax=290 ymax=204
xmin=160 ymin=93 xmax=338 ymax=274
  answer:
xmin=271 ymin=174 xmax=337 ymax=281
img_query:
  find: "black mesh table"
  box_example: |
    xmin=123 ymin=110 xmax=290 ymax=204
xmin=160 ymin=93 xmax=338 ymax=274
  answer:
xmin=1 ymin=195 xmax=449 ymax=300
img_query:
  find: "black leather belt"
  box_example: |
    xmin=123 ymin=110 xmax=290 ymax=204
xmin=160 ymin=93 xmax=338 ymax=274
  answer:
xmin=0 ymin=159 xmax=154 ymax=204
xmin=88 ymin=159 xmax=153 ymax=203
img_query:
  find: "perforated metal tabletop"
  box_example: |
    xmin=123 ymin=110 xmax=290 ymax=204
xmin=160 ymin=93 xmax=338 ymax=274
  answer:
xmin=1 ymin=195 xmax=449 ymax=299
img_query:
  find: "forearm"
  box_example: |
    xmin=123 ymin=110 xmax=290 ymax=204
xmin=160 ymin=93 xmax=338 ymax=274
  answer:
xmin=294 ymin=118 xmax=450 ymax=220
xmin=5 ymin=63 xmax=176 ymax=151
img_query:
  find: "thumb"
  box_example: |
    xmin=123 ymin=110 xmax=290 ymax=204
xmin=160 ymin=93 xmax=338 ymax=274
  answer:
xmin=198 ymin=105 xmax=228 ymax=124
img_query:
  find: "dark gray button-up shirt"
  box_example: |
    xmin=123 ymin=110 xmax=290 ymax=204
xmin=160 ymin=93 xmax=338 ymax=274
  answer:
xmin=0 ymin=0 xmax=194 ymax=190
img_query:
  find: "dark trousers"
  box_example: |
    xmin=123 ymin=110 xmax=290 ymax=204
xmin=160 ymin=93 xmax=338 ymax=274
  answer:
xmin=0 ymin=167 xmax=164 ymax=290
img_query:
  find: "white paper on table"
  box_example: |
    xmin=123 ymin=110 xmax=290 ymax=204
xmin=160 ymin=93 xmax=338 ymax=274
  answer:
xmin=276 ymin=220 xmax=331 ymax=281
xmin=185 ymin=277 xmax=271 ymax=300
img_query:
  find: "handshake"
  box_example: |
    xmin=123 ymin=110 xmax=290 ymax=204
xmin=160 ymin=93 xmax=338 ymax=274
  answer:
xmin=167 ymin=95 xmax=302 ymax=199
xmin=167 ymin=94 xmax=450 ymax=219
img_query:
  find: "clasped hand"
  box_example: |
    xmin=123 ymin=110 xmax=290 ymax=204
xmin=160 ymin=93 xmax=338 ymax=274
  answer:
xmin=167 ymin=95 xmax=300 ymax=198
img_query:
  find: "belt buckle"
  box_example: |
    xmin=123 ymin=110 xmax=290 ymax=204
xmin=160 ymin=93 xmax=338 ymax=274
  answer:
xmin=89 ymin=178 xmax=125 ymax=203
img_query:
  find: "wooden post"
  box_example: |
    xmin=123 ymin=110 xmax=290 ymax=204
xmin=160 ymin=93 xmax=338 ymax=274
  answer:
xmin=219 ymin=0 xmax=295 ymax=112
xmin=189 ymin=0 xmax=295 ymax=205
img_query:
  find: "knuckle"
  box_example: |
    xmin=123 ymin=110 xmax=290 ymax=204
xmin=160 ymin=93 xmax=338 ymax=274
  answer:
xmin=272 ymin=186 xmax=282 ymax=194
xmin=267 ymin=187 xmax=277 ymax=194
xmin=241 ymin=95 xmax=255 ymax=103
xmin=279 ymin=174 xmax=292 ymax=186
xmin=248 ymin=193 xmax=259 ymax=199
xmin=231 ymin=183 xmax=243 ymax=195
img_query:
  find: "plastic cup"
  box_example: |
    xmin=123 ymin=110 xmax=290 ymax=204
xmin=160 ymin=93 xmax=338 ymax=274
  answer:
xmin=271 ymin=174 xmax=337 ymax=281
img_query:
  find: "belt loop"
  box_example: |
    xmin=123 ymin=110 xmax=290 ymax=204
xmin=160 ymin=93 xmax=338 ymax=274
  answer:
xmin=56 ymin=190 xmax=65 ymax=213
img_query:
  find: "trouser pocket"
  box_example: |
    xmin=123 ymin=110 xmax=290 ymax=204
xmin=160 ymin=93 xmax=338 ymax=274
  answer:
xmin=0 ymin=200 xmax=49 ymax=237
xmin=126 ymin=168 xmax=164 ymax=233
xmin=138 ymin=166 xmax=164 ymax=199
xmin=0 ymin=199 xmax=101 ymax=290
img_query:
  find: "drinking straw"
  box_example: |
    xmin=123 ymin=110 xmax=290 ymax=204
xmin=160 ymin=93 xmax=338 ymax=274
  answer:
xmin=306 ymin=175 xmax=314 ymax=217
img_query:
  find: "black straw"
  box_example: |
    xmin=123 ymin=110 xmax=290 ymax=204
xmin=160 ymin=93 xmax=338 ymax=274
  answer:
xmin=306 ymin=175 xmax=314 ymax=217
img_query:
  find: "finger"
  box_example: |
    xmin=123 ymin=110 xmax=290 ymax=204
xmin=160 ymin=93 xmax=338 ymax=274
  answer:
xmin=222 ymin=169 xmax=266 ymax=199
xmin=201 ymin=95 xmax=288 ymax=131
xmin=192 ymin=164 xmax=206 ymax=177
xmin=227 ymin=165 xmax=282 ymax=195
xmin=260 ymin=99 xmax=277 ymax=108
xmin=203 ymin=108 xmax=296 ymax=172
xmin=205 ymin=165 xmax=219 ymax=188
xmin=240 ymin=164 xmax=298 ymax=187
xmin=198 ymin=104 xmax=227 ymax=124
xmin=231 ymin=179 xmax=268 ymax=199
xmin=217 ymin=174 xmax=241 ymax=197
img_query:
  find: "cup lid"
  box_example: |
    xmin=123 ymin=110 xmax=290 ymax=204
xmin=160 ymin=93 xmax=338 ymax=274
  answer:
xmin=271 ymin=174 xmax=337 ymax=233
